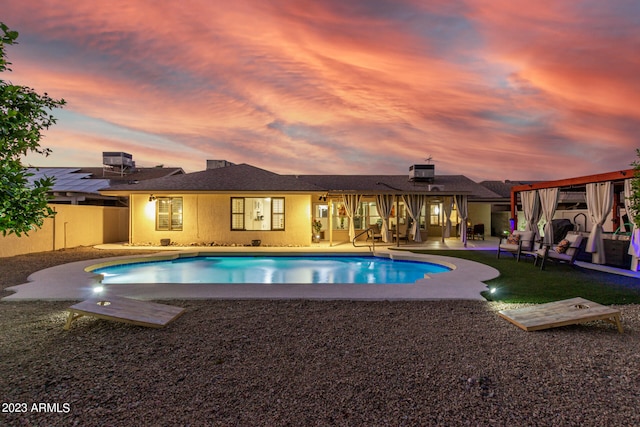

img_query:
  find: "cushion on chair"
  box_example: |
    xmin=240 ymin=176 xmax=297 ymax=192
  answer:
xmin=507 ymin=233 xmax=520 ymax=245
xmin=555 ymin=239 xmax=570 ymax=254
xmin=548 ymin=252 xmax=572 ymax=262
xmin=500 ymin=243 xmax=520 ymax=252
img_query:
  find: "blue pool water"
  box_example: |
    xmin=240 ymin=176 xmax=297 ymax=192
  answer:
xmin=94 ymin=256 xmax=451 ymax=285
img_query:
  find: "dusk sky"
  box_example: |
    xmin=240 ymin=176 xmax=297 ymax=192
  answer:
xmin=4 ymin=1 xmax=640 ymax=181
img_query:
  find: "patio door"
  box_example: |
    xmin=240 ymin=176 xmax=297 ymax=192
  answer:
xmin=313 ymin=203 xmax=328 ymax=240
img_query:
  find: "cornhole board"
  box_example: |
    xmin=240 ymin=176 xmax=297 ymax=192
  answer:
xmin=498 ymin=297 xmax=623 ymax=333
xmin=64 ymin=295 xmax=185 ymax=330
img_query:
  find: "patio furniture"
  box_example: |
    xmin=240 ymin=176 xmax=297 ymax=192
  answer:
xmin=534 ymin=233 xmax=583 ymax=270
xmin=552 ymin=218 xmax=574 ymax=243
xmin=469 ymin=224 xmax=485 ymax=240
xmin=368 ymin=223 xmax=382 ymax=241
xmin=393 ymin=227 xmax=410 ymax=243
xmin=498 ymin=297 xmax=623 ymax=333
xmin=496 ymin=230 xmax=536 ymax=261
xmin=64 ymin=295 xmax=185 ymax=330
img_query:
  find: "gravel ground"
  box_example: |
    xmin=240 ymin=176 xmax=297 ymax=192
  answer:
xmin=1 ymin=247 xmax=639 ymax=426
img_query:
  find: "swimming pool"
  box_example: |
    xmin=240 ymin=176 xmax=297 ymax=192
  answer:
xmin=93 ymin=256 xmax=451 ymax=285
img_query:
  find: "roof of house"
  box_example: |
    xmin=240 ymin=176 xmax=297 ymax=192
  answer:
xmin=103 ymin=163 xmax=503 ymax=199
xmin=104 ymin=164 xmax=326 ymax=193
xmin=478 ymin=181 xmax=516 ymax=199
xmin=296 ymin=174 xmax=501 ymax=198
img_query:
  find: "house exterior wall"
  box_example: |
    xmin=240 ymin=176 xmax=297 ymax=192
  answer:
xmin=468 ymin=202 xmax=491 ymax=234
xmin=130 ymin=193 xmax=312 ymax=246
xmin=491 ymin=211 xmax=511 ymax=237
xmin=0 ymin=205 xmax=129 ymax=258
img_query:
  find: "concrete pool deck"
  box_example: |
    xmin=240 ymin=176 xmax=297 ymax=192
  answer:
xmin=3 ymin=238 xmax=502 ymax=301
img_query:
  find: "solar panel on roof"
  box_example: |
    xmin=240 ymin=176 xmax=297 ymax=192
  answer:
xmin=25 ymin=168 xmax=110 ymax=193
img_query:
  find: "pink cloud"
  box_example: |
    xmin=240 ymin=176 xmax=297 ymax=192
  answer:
xmin=4 ymin=0 xmax=640 ymax=181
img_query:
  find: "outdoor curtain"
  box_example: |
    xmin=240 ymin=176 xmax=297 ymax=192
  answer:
xmin=586 ymin=182 xmax=613 ymax=265
xmin=375 ymin=194 xmax=394 ymax=243
xmin=454 ymin=195 xmax=468 ymax=247
xmin=624 ymin=179 xmax=640 ymax=271
xmin=402 ymin=194 xmax=427 ymax=243
xmin=443 ymin=197 xmax=453 ymax=238
xmin=342 ymin=194 xmax=362 ymax=241
xmin=521 ymin=190 xmax=541 ymax=240
xmin=538 ymin=188 xmax=559 ymax=247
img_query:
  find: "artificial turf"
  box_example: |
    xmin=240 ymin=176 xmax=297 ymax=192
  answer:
xmin=410 ymin=249 xmax=640 ymax=304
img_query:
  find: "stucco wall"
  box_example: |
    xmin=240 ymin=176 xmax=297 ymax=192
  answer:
xmin=130 ymin=194 xmax=312 ymax=246
xmin=0 ymin=205 xmax=129 ymax=258
xmin=468 ymin=203 xmax=492 ymax=234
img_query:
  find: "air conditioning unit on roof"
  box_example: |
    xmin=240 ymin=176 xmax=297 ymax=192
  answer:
xmin=103 ymin=152 xmax=133 ymax=167
xmin=409 ymin=164 xmax=435 ymax=182
xmin=103 ymin=152 xmax=135 ymax=176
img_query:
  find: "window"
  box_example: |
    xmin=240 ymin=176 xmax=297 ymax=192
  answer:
xmin=429 ymin=204 xmax=440 ymax=226
xmin=271 ymin=198 xmax=285 ymax=230
xmin=231 ymin=198 xmax=244 ymax=230
xmin=231 ymin=197 xmax=285 ymax=231
xmin=332 ymin=201 xmax=367 ymax=231
xmin=157 ymin=197 xmax=183 ymax=231
xmin=367 ymin=202 xmax=381 ymax=229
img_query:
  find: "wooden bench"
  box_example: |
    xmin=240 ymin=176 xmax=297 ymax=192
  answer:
xmin=65 ymin=295 xmax=185 ymax=330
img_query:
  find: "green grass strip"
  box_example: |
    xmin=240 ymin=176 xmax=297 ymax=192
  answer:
xmin=409 ymin=249 xmax=640 ymax=304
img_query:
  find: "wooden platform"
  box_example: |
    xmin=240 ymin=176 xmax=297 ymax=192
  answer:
xmin=498 ymin=297 xmax=623 ymax=333
xmin=64 ymin=295 xmax=185 ymax=330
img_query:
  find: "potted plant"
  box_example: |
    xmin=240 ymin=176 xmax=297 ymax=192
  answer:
xmin=338 ymin=204 xmax=347 ymax=229
xmin=312 ymin=219 xmax=322 ymax=242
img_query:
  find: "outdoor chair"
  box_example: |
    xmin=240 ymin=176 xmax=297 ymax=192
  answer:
xmin=469 ymin=224 xmax=485 ymax=240
xmin=367 ymin=223 xmax=382 ymax=241
xmin=534 ymin=233 xmax=583 ymax=270
xmin=393 ymin=227 xmax=410 ymax=244
xmin=497 ymin=230 xmax=536 ymax=262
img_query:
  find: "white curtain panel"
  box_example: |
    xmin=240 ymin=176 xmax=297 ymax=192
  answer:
xmin=521 ymin=190 xmax=541 ymax=240
xmin=454 ymin=195 xmax=468 ymax=247
xmin=538 ymin=188 xmax=559 ymax=247
xmin=342 ymin=194 xmax=362 ymax=241
xmin=402 ymin=194 xmax=427 ymax=243
xmin=624 ymin=179 xmax=639 ymax=270
xmin=375 ymin=194 xmax=394 ymax=243
xmin=586 ymin=182 xmax=613 ymax=264
xmin=443 ymin=197 xmax=453 ymax=238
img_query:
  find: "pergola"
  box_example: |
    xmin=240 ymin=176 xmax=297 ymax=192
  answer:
xmin=510 ymin=169 xmax=634 ymax=231
xmin=511 ymin=169 xmax=640 ymax=271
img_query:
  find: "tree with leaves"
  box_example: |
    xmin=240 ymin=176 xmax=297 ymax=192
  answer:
xmin=629 ymin=148 xmax=640 ymax=228
xmin=1 ymin=23 xmax=65 ymax=236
